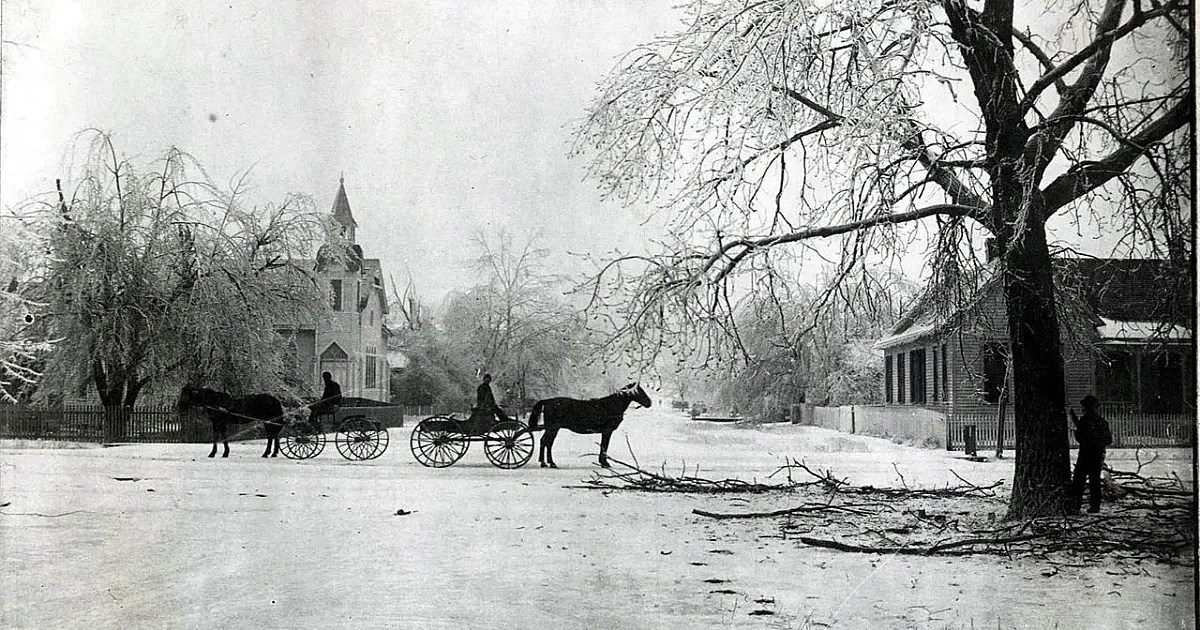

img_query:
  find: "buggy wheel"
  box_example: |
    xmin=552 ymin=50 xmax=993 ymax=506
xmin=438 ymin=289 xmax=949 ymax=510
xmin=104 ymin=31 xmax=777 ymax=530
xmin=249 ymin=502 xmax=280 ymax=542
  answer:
xmin=364 ymin=418 xmax=389 ymax=459
xmin=484 ymin=421 xmax=534 ymax=469
xmin=411 ymin=417 xmax=468 ymax=468
xmin=336 ymin=416 xmax=389 ymax=461
xmin=281 ymin=421 xmax=326 ymax=460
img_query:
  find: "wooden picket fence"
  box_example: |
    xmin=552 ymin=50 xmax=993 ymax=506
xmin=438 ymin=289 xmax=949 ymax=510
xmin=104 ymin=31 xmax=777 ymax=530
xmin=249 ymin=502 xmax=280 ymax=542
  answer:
xmin=0 ymin=405 xmax=209 ymax=443
xmin=947 ymin=407 xmax=1196 ymax=452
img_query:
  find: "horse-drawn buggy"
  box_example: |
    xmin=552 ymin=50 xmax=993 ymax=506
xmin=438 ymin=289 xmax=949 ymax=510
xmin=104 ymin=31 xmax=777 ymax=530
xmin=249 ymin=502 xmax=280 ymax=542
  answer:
xmin=409 ymin=408 xmax=534 ymax=469
xmin=178 ymin=385 xmax=392 ymax=461
xmin=409 ymin=382 xmax=653 ymax=469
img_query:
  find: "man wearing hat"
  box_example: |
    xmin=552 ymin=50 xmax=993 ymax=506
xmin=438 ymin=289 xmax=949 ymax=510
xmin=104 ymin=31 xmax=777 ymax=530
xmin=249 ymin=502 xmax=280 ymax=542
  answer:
xmin=1069 ymin=394 xmax=1113 ymax=514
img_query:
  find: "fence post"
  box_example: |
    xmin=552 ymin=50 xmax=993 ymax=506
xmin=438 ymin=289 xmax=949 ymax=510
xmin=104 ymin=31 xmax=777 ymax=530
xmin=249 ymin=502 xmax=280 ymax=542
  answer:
xmin=963 ymin=424 xmax=977 ymax=457
xmin=102 ymin=407 xmax=117 ymax=443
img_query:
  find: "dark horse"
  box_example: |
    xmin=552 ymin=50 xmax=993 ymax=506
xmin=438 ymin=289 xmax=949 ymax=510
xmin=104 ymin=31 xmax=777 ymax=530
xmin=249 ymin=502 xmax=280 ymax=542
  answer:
xmin=177 ymin=386 xmax=286 ymax=458
xmin=527 ymin=383 xmax=652 ymax=468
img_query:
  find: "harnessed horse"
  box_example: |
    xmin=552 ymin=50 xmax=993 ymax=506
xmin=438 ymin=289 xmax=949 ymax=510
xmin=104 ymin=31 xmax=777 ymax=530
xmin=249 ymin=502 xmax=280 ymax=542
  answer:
xmin=527 ymin=383 xmax=652 ymax=468
xmin=177 ymin=386 xmax=287 ymax=458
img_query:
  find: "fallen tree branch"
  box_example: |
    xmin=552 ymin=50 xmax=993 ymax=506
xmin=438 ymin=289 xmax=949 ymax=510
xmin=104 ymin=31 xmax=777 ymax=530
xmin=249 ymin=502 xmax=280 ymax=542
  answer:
xmin=692 ymin=502 xmax=879 ymax=520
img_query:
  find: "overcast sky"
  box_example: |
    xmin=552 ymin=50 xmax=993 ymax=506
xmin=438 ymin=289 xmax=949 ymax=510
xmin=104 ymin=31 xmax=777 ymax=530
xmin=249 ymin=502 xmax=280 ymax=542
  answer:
xmin=1 ymin=1 xmax=1159 ymax=311
xmin=1 ymin=0 xmax=683 ymax=303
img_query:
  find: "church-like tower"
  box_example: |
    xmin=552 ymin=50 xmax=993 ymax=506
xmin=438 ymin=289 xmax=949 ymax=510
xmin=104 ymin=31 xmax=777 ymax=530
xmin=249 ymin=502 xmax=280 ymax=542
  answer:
xmin=331 ymin=174 xmax=358 ymax=243
xmin=286 ymin=176 xmax=390 ymax=402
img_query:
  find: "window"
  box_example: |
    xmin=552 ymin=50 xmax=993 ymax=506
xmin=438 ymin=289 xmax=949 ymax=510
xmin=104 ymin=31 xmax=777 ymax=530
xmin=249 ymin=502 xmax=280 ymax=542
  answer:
xmin=910 ymin=349 xmax=927 ymax=404
xmin=931 ymin=347 xmax=939 ymax=402
xmin=330 ymin=279 xmax=343 ymax=311
xmin=896 ymin=351 xmax=906 ymax=404
xmin=982 ymin=342 xmax=1008 ymax=404
xmin=1141 ymin=352 xmax=1185 ymax=413
xmin=885 ymin=355 xmax=894 ymax=403
xmin=941 ymin=344 xmax=949 ymax=402
xmin=365 ymin=346 xmax=378 ymax=389
xmin=1096 ymin=350 xmax=1136 ymax=404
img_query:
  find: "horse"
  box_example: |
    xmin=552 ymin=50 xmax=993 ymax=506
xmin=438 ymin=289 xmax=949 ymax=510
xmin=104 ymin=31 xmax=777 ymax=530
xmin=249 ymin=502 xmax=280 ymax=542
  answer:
xmin=177 ymin=385 xmax=287 ymax=458
xmin=527 ymin=383 xmax=652 ymax=468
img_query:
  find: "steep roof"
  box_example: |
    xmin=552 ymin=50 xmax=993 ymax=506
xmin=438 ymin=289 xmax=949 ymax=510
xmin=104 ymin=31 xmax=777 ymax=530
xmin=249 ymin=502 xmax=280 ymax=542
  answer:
xmin=1055 ymin=258 xmax=1190 ymax=325
xmin=875 ymin=257 xmax=1190 ymax=350
xmin=360 ymin=258 xmax=389 ymax=315
xmin=331 ymin=175 xmax=357 ymax=228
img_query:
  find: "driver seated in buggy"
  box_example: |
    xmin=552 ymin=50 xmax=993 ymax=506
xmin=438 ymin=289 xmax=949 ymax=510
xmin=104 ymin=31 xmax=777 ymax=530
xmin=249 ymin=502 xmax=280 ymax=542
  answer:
xmin=308 ymin=371 xmax=343 ymax=428
xmin=471 ymin=373 xmax=511 ymax=429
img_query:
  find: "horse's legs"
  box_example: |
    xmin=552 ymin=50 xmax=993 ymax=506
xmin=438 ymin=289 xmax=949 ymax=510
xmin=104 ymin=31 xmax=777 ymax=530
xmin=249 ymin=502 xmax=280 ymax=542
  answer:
xmin=541 ymin=428 xmax=559 ymax=468
xmin=208 ymin=423 xmax=219 ymax=458
xmin=261 ymin=434 xmax=272 ymax=458
xmin=270 ymin=431 xmax=280 ymax=457
xmin=221 ymin=425 xmax=231 ymax=458
xmin=598 ymin=431 xmax=613 ymax=468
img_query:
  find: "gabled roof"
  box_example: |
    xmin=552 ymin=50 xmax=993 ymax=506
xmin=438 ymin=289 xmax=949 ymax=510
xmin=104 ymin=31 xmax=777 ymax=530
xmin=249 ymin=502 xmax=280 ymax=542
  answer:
xmin=320 ymin=342 xmax=349 ymax=360
xmin=1056 ymin=258 xmax=1190 ymax=325
xmin=332 ymin=175 xmax=357 ymax=228
xmin=874 ymin=257 xmax=1189 ymax=350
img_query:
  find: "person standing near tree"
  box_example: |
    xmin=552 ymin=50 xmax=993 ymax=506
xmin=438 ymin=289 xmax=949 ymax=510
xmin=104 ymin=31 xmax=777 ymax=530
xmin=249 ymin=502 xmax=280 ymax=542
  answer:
xmin=1069 ymin=395 xmax=1113 ymax=514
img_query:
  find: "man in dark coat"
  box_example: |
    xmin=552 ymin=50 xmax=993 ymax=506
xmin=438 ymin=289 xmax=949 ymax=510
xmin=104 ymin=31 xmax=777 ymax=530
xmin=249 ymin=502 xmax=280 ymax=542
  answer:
xmin=309 ymin=371 xmax=343 ymax=426
xmin=476 ymin=373 xmax=510 ymax=423
xmin=1070 ymin=394 xmax=1113 ymax=514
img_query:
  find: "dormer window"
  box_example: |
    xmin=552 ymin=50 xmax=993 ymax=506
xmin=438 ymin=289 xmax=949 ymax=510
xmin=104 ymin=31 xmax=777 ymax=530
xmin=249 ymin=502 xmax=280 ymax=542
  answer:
xmin=331 ymin=279 xmax=343 ymax=311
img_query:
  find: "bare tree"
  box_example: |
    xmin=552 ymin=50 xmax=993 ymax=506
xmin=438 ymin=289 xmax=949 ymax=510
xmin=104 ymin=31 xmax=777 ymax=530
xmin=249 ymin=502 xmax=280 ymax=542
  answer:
xmin=576 ymin=0 xmax=1191 ymax=517
xmin=391 ymin=272 xmax=425 ymax=332
xmin=442 ymin=230 xmax=586 ymax=405
xmin=28 ymin=132 xmax=332 ymax=406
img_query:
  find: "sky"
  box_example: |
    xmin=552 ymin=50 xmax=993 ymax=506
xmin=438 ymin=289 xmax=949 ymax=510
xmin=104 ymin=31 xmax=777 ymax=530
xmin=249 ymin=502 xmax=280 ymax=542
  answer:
xmin=1 ymin=0 xmax=683 ymax=304
xmin=0 ymin=1 xmax=1178 ymax=313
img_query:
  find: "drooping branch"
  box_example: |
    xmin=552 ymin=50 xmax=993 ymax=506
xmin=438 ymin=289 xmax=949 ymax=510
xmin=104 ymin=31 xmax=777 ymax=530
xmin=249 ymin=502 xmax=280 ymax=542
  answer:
xmin=706 ymin=203 xmax=982 ymax=281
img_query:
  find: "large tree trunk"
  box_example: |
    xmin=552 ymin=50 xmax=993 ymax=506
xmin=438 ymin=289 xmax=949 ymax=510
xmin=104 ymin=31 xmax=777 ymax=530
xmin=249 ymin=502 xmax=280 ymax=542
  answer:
xmin=1000 ymin=215 xmax=1072 ymax=518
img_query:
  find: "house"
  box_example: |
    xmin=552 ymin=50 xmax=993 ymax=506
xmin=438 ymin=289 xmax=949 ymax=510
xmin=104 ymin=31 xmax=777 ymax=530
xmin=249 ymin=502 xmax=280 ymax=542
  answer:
xmin=280 ymin=177 xmax=390 ymax=402
xmin=874 ymin=256 xmax=1193 ymax=419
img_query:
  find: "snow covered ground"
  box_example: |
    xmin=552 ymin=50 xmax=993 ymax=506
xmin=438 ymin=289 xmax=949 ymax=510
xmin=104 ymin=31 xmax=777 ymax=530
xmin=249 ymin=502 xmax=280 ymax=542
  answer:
xmin=1 ymin=408 xmax=1194 ymax=629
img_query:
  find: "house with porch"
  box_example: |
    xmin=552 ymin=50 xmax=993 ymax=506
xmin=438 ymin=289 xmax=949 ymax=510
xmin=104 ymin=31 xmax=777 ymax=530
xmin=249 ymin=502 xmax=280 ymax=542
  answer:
xmin=873 ymin=256 xmax=1193 ymax=447
xmin=279 ymin=177 xmax=391 ymax=402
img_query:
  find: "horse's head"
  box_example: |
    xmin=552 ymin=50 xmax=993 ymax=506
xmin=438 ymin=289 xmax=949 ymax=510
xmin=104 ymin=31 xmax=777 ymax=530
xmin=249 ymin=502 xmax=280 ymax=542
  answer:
xmin=177 ymin=385 xmax=224 ymax=413
xmin=177 ymin=385 xmax=200 ymax=413
xmin=621 ymin=382 xmax=653 ymax=408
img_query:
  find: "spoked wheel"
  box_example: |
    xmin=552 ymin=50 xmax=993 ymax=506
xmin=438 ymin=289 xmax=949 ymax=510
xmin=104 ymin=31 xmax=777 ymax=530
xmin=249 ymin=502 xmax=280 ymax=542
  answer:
xmin=280 ymin=421 xmax=326 ymax=460
xmin=484 ymin=421 xmax=534 ymax=469
xmin=363 ymin=419 xmax=389 ymax=459
xmin=335 ymin=416 xmax=389 ymax=461
xmin=410 ymin=416 xmax=469 ymax=468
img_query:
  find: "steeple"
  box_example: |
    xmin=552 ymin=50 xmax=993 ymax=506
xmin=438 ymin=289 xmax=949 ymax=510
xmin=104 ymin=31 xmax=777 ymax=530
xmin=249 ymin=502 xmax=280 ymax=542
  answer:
xmin=332 ymin=174 xmax=357 ymax=243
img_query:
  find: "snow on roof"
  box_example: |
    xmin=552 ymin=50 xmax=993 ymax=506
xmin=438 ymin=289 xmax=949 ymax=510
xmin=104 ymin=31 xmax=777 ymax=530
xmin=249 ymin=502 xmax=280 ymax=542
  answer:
xmin=1097 ymin=318 xmax=1191 ymax=343
xmin=873 ymin=322 xmax=937 ymax=350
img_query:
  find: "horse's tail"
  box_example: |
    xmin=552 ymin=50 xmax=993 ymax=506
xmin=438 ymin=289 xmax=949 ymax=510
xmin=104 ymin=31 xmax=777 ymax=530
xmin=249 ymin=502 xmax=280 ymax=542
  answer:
xmin=528 ymin=400 xmax=544 ymax=431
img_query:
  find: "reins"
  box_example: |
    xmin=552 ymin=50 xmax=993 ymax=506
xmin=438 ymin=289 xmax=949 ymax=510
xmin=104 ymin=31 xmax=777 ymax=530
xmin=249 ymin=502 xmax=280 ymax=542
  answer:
xmin=193 ymin=393 xmax=344 ymax=426
xmin=198 ymin=405 xmax=289 ymax=425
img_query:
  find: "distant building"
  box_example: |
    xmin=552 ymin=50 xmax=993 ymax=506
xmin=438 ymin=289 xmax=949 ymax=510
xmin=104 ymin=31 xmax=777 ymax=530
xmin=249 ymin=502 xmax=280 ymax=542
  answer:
xmin=281 ymin=177 xmax=390 ymax=402
xmin=874 ymin=257 xmax=1193 ymax=417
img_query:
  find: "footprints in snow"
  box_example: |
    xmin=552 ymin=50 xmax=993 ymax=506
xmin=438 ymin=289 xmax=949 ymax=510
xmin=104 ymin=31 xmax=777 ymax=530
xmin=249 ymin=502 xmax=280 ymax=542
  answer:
xmin=700 ymin=553 xmax=777 ymax=616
